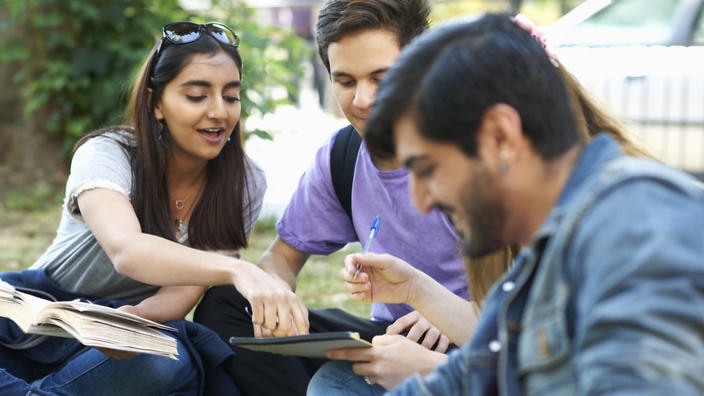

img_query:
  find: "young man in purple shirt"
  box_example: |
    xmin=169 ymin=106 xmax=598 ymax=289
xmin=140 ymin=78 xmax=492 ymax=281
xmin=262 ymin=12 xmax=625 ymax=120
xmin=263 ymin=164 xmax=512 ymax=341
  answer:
xmin=194 ymin=1 xmax=471 ymax=394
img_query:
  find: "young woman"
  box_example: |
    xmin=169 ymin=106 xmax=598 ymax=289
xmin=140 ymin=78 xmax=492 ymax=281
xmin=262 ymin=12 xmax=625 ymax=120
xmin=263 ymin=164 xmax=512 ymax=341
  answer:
xmin=0 ymin=21 xmax=281 ymax=394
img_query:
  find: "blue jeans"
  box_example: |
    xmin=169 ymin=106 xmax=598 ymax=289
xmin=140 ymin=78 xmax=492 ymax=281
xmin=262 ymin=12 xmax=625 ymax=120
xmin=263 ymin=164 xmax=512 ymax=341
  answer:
xmin=307 ymin=360 xmax=386 ymax=396
xmin=0 ymin=338 xmax=197 ymax=395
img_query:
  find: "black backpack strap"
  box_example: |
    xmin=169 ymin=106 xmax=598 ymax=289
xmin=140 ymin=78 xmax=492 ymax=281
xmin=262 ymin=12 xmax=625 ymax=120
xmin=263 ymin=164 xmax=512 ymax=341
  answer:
xmin=330 ymin=125 xmax=362 ymax=221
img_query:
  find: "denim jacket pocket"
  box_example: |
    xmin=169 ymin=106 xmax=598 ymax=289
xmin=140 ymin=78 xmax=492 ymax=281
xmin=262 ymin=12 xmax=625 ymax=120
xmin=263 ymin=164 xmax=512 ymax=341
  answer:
xmin=517 ymin=313 xmax=570 ymax=371
xmin=516 ymin=313 xmax=577 ymax=395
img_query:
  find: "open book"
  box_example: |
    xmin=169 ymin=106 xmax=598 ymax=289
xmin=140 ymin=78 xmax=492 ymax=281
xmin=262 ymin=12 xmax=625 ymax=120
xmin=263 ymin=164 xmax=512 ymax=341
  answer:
xmin=0 ymin=280 xmax=178 ymax=358
xmin=229 ymin=331 xmax=372 ymax=358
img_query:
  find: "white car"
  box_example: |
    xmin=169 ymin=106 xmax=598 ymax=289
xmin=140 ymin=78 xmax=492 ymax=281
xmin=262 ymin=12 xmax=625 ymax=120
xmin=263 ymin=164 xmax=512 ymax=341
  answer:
xmin=545 ymin=0 xmax=704 ymax=174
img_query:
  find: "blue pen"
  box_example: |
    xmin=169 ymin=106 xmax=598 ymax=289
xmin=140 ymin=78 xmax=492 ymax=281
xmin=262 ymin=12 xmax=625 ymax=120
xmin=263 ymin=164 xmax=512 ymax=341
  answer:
xmin=354 ymin=215 xmax=381 ymax=279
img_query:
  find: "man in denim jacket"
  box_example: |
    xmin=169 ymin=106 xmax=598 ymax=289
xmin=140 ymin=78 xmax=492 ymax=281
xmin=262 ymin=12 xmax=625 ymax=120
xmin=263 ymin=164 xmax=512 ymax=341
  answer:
xmin=359 ymin=13 xmax=704 ymax=395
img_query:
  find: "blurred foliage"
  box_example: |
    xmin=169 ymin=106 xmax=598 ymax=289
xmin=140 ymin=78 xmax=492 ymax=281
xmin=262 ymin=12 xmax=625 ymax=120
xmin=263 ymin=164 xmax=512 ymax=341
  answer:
xmin=2 ymin=180 xmax=63 ymax=212
xmin=0 ymin=0 xmax=310 ymax=158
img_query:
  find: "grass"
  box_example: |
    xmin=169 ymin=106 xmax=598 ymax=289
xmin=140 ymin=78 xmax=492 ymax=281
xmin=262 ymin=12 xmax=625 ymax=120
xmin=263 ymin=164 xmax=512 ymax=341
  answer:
xmin=0 ymin=205 xmax=371 ymax=318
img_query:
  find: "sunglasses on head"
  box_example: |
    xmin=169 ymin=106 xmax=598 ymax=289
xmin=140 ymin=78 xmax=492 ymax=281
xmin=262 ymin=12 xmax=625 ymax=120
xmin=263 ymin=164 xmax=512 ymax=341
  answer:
xmin=156 ymin=21 xmax=240 ymax=55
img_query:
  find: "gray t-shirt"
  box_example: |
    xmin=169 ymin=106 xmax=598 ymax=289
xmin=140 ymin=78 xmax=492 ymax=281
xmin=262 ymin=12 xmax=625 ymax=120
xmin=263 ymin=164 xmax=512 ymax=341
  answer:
xmin=30 ymin=129 xmax=266 ymax=303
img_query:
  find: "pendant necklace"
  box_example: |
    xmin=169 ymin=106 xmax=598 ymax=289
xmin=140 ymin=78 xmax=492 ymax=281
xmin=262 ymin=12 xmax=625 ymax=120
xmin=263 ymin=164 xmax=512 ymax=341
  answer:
xmin=173 ymin=180 xmax=205 ymax=234
xmin=174 ymin=200 xmax=193 ymax=234
xmin=175 ymin=215 xmax=188 ymax=234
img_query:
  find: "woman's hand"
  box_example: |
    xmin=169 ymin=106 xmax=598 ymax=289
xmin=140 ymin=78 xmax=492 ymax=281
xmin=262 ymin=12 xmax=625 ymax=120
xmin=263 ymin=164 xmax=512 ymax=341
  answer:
xmin=232 ymin=262 xmax=310 ymax=337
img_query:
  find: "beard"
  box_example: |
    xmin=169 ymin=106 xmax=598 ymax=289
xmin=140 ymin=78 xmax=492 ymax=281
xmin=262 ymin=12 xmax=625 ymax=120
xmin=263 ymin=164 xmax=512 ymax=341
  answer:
xmin=459 ymin=164 xmax=507 ymax=259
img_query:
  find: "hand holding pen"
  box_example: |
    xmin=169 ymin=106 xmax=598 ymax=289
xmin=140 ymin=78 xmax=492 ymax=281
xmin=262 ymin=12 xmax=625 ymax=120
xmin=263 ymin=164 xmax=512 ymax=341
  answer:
xmin=354 ymin=215 xmax=381 ymax=279
xmin=344 ymin=251 xmax=421 ymax=306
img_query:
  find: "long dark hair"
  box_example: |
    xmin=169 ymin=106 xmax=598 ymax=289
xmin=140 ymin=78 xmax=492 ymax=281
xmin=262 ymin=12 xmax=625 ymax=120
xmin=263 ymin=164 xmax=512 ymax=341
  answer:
xmin=75 ymin=28 xmax=251 ymax=251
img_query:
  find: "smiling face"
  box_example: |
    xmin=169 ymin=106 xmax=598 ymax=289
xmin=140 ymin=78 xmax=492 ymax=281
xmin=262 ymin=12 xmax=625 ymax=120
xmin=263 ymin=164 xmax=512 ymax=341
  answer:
xmin=394 ymin=112 xmax=508 ymax=258
xmin=327 ymin=29 xmax=400 ymax=135
xmin=154 ymin=50 xmax=241 ymax=164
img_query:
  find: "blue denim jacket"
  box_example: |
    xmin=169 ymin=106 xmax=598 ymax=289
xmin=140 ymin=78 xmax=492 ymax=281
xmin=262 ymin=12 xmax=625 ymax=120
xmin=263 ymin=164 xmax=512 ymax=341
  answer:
xmin=391 ymin=134 xmax=704 ymax=395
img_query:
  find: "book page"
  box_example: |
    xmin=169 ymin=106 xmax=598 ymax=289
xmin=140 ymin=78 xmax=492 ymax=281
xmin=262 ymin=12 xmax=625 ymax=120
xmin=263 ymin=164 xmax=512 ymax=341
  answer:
xmin=0 ymin=281 xmax=178 ymax=358
xmin=0 ymin=280 xmax=53 ymax=333
xmin=40 ymin=311 xmax=177 ymax=357
xmin=35 ymin=300 xmax=176 ymax=331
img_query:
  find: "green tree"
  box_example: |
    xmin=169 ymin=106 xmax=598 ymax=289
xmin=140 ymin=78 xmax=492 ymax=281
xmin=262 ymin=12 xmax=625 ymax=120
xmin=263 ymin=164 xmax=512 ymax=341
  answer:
xmin=0 ymin=0 xmax=309 ymax=179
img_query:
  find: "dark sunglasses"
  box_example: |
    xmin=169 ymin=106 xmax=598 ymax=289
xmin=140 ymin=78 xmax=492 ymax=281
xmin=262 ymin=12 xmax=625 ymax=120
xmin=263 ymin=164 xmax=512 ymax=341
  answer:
xmin=156 ymin=21 xmax=240 ymax=55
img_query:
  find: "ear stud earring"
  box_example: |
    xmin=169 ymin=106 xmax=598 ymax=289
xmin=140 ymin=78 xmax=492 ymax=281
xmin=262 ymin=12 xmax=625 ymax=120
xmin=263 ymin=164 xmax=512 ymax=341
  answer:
xmin=499 ymin=151 xmax=510 ymax=173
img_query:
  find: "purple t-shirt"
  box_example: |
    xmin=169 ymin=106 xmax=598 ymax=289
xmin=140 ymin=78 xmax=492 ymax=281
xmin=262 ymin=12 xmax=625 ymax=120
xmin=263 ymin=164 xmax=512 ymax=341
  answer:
xmin=278 ymin=126 xmax=468 ymax=322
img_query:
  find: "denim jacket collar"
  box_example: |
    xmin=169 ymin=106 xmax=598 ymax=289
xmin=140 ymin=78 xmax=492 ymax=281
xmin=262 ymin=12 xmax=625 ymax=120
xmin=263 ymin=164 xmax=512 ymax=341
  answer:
xmin=532 ymin=134 xmax=623 ymax=245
